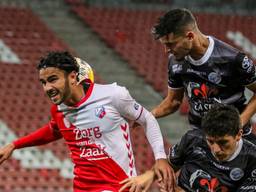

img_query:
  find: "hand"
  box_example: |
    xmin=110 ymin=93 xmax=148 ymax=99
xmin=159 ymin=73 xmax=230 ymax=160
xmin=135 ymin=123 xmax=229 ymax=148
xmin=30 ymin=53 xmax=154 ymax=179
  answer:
xmin=153 ymin=158 xmax=176 ymax=192
xmin=158 ymin=182 xmax=183 ymax=192
xmin=119 ymin=170 xmax=155 ymax=192
xmin=0 ymin=143 xmax=15 ymax=165
xmin=128 ymin=120 xmax=141 ymax=129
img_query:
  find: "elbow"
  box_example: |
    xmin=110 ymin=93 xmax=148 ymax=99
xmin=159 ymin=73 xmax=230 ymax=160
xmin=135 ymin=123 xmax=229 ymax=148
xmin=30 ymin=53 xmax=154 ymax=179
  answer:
xmin=167 ymin=100 xmax=182 ymax=114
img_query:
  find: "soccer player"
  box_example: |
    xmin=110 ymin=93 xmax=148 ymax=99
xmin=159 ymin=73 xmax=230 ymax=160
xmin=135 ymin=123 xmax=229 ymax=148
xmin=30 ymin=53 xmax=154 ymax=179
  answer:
xmin=120 ymin=105 xmax=256 ymax=191
xmin=0 ymin=51 xmax=174 ymax=192
xmin=151 ymin=8 xmax=256 ymax=143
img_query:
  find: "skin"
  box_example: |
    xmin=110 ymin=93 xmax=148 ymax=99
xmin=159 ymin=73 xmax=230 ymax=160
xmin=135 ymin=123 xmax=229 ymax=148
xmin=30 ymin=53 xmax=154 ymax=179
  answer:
xmin=152 ymin=24 xmax=256 ymax=128
xmin=120 ymin=131 xmax=243 ymax=192
xmin=206 ymin=130 xmax=243 ymax=161
xmin=0 ymin=67 xmax=84 ymax=165
xmin=151 ymin=25 xmax=209 ymax=118
xmin=0 ymin=67 xmax=174 ymax=191
xmin=39 ymin=67 xmax=85 ymax=106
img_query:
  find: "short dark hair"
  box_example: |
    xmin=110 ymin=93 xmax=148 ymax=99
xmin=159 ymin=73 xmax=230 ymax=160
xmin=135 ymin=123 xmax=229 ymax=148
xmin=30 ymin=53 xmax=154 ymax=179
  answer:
xmin=37 ymin=51 xmax=79 ymax=73
xmin=152 ymin=8 xmax=196 ymax=39
xmin=202 ymin=104 xmax=241 ymax=137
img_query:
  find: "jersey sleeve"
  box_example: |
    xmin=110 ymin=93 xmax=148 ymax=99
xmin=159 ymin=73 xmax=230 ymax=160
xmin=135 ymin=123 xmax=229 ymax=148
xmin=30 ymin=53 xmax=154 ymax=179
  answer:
xmin=13 ymin=119 xmax=62 ymax=149
xmin=168 ymin=130 xmax=196 ymax=170
xmin=112 ymin=85 xmax=167 ymax=160
xmin=13 ymin=106 xmax=62 ymax=149
xmin=236 ymin=153 xmax=256 ymax=192
xmin=112 ymin=85 xmax=143 ymax=121
xmin=236 ymin=169 xmax=256 ymax=191
xmin=235 ymin=53 xmax=256 ymax=86
xmin=168 ymin=58 xmax=183 ymax=89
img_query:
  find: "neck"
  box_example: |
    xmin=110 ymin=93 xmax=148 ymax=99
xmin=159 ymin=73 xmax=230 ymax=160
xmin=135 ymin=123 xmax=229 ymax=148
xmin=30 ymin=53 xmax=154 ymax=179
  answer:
xmin=64 ymin=84 xmax=86 ymax=106
xmin=189 ymin=33 xmax=209 ymax=60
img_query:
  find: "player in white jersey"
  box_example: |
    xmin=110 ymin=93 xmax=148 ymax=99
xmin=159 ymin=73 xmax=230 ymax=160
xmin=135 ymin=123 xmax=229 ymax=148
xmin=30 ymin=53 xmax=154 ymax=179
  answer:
xmin=0 ymin=51 xmax=175 ymax=191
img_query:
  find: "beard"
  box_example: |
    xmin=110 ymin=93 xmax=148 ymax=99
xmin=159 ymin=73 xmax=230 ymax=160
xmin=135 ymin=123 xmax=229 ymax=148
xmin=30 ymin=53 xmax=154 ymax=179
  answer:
xmin=47 ymin=78 xmax=72 ymax=105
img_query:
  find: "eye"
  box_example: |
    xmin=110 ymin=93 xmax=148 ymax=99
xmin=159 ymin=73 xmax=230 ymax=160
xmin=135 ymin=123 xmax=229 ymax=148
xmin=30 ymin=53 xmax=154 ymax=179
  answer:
xmin=218 ymin=140 xmax=228 ymax=146
xmin=207 ymin=140 xmax=214 ymax=145
xmin=48 ymin=76 xmax=58 ymax=83
xmin=39 ymin=80 xmax=46 ymax=86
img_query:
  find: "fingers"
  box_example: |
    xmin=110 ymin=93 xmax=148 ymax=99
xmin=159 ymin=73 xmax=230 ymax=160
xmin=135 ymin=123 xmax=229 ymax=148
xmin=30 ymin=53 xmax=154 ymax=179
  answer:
xmin=120 ymin=178 xmax=131 ymax=185
xmin=119 ymin=179 xmax=132 ymax=192
xmin=155 ymin=169 xmax=163 ymax=182
xmin=0 ymin=154 xmax=7 ymax=165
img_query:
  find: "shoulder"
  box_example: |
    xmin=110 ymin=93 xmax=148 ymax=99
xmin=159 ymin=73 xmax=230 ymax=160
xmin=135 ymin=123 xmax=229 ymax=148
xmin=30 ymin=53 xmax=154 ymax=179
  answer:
xmin=242 ymin=139 xmax=256 ymax=158
xmin=180 ymin=129 xmax=205 ymax=146
xmin=212 ymin=37 xmax=241 ymax=59
xmin=94 ymin=83 xmax=130 ymax=98
xmin=50 ymin=105 xmax=58 ymax=114
xmin=168 ymin=55 xmax=184 ymax=74
xmin=94 ymin=82 xmax=124 ymax=90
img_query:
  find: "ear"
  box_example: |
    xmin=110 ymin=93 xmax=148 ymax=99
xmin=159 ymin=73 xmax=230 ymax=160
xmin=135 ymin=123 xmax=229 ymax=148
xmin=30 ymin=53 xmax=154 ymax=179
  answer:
xmin=236 ymin=129 xmax=243 ymax=141
xmin=69 ymin=71 xmax=78 ymax=84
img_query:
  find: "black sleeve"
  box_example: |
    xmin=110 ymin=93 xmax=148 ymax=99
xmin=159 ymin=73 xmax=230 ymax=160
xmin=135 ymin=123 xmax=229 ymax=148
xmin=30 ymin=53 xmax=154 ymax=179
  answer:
xmin=236 ymin=170 xmax=256 ymax=191
xmin=235 ymin=53 xmax=256 ymax=86
xmin=236 ymin=152 xmax=256 ymax=192
xmin=168 ymin=131 xmax=193 ymax=170
xmin=168 ymin=58 xmax=183 ymax=89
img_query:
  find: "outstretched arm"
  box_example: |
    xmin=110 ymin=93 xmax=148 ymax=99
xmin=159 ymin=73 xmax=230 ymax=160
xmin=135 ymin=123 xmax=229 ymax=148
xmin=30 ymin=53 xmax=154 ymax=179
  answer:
xmin=13 ymin=120 xmax=62 ymax=149
xmin=0 ymin=120 xmax=62 ymax=165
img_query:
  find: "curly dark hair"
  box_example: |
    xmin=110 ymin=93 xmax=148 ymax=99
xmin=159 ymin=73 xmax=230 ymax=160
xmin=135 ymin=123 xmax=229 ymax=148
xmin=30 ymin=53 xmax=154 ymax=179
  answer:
xmin=37 ymin=51 xmax=79 ymax=73
xmin=152 ymin=8 xmax=196 ymax=39
xmin=201 ymin=104 xmax=241 ymax=137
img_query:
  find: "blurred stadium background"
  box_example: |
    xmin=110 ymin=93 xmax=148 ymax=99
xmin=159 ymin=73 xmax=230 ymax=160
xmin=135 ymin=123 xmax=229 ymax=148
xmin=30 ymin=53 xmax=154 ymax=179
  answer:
xmin=0 ymin=0 xmax=255 ymax=191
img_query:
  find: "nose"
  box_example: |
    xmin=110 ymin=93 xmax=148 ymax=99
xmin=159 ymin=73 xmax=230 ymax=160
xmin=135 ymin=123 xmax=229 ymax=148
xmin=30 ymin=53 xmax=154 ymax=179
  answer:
xmin=43 ymin=82 xmax=53 ymax=93
xmin=210 ymin=143 xmax=221 ymax=154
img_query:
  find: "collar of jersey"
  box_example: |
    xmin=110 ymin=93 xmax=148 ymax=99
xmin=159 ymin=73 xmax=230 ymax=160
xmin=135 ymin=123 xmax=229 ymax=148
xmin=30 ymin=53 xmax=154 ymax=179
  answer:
xmin=185 ymin=36 xmax=214 ymax=66
xmin=226 ymin=138 xmax=243 ymax=162
xmin=58 ymin=83 xmax=94 ymax=110
xmin=73 ymin=83 xmax=94 ymax=108
xmin=212 ymin=138 xmax=243 ymax=162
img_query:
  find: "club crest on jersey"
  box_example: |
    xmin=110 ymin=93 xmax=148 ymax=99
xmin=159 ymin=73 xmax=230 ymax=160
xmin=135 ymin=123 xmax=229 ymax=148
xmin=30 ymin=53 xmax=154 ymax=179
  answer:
xmin=251 ymin=169 xmax=256 ymax=177
xmin=172 ymin=64 xmax=182 ymax=73
xmin=208 ymin=72 xmax=221 ymax=84
xmin=242 ymin=56 xmax=253 ymax=73
xmin=134 ymin=103 xmax=140 ymax=110
xmin=230 ymin=168 xmax=244 ymax=181
xmin=95 ymin=106 xmax=106 ymax=119
xmin=63 ymin=117 xmax=71 ymax=128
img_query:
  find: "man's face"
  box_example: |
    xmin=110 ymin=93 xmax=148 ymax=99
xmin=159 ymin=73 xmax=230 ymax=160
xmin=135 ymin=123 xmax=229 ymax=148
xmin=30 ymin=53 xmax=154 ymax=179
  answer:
xmin=206 ymin=132 xmax=241 ymax=161
xmin=39 ymin=67 xmax=73 ymax=105
xmin=159 ymin=32 xmax=193 ymax=61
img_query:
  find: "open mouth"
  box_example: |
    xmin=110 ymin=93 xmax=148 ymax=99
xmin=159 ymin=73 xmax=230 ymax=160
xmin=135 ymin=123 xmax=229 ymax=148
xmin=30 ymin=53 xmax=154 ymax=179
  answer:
xmin=47 ymin=90 xmax=59 ymax=100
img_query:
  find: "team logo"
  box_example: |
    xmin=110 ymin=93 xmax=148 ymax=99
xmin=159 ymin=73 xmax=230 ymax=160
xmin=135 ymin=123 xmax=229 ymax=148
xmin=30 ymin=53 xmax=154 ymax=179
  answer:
xmin=242 ymin=56 xmax=251 ymax=69
xmin=189 ymin=169 xmax=228 ymax=191
xmin=251 ymin=169 xmax=256 ymax=177
xmin=242 ymin=56 xmax=253 ymax=73
xmin=188 ymin=82 xmax=219 ymax=99
xmin=193 ymin=147 xmax=206 ymax=156
xmin=230 ymin=168 xmax=244 ymax=181
xmin=172 ymin=64 xmax=182 ymax=73
xmin=134 ymin=103 xmax=140 ymax=110
xmin=63 ymin=117 xmax=71 ymax=128
xmin=95 ymin=106 xmax=106 ymax=119
xmin=208 ymin=72 xmax=222 ymax=84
